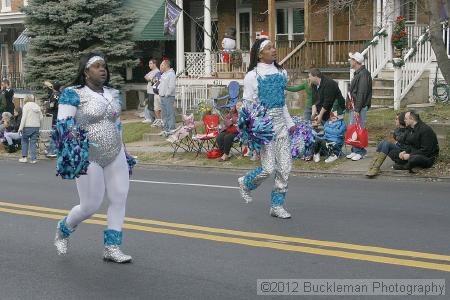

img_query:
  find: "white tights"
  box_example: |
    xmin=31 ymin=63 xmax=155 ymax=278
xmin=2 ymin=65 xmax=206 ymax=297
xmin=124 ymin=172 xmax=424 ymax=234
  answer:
xmin=66 ymin=147 xmax=129 ymax=231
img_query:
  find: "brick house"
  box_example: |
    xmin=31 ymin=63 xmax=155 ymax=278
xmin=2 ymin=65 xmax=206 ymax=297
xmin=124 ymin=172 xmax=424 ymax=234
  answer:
xmin=0 ymin=0 xmax=27 ymax=90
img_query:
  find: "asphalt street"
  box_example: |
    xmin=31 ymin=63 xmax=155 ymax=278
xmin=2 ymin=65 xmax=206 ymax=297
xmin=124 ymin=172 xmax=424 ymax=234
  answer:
xmin=0 ymin=159 xmax=449 ymax=299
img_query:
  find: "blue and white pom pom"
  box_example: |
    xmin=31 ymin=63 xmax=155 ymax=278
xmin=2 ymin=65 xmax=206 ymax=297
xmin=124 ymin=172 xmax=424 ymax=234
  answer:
xmin=290 ymin=116 xmax=316 ymax=159
xmin=52 ymin=117 xmax=90 ymax=179
xmin=237 ymin=102 xmax=273 ymax=153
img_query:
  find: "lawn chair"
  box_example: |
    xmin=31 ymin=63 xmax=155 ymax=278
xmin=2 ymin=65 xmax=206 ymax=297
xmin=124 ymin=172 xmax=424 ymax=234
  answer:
xmin=210 ymin=81 xmax=240 ymax=119
xmin=166 ymin=113 xmax=197 ymax=157
xmin=192 ymin=114 xmax=220 ymax=157
xmin=38 ymin=114 xmax=53 ymax=153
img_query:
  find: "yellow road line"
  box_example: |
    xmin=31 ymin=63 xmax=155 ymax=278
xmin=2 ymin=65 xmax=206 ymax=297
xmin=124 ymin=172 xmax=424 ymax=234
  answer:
xmin=0 ymin=201 xmax=449 ymax=263
xmin=1 ymin=205 xmax=450 ymax=273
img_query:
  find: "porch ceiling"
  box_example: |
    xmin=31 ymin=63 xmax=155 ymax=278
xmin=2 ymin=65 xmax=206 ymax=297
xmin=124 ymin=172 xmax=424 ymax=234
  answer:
xmin=124 ymin=0 xmax=175 ymax=41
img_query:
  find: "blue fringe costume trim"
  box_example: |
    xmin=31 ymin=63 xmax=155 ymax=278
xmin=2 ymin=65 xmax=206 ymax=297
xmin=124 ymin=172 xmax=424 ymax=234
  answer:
xmin=244 ymin=166 xmax=263 ymax=191
xmin=104 ymin=229 xmax=122 ymax=246
xmin=58 ymin=88 xmax=80 ymax=106
xmin=271 ymin=191 xmax=286 ymax=207
xmin=257 ymin=73 xmax=287 ymax=109
xmin=52 ymin=117 xmax=90 ymax=179
xmin=237 ymin=103 xmax=274 ymax=154
xmin=58 ymin=217 xmax=74 ymax=238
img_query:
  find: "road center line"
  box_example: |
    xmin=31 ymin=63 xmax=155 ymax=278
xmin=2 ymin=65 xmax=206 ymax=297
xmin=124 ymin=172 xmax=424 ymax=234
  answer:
xmin=130 ymin=179 xmax=239 ymax=190
xmin=1 ymin=205 xmax=450 ymax=273
xmin=1 ymin=201 xmax=450 ymax=263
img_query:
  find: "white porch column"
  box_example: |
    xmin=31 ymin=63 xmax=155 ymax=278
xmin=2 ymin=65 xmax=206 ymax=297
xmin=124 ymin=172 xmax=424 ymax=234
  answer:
xmin=384 ymin=0 xmax=394 ymax=63
xmin=204 ymin=0 xmax=212 ymax=76
xmin=376 ymin=0 xmax=382 ymax=29
xmin=176 ymin=0 xmax=185 ymax=75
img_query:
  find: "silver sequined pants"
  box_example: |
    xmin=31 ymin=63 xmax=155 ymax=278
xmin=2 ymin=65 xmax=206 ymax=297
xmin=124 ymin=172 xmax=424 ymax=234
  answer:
xmin=243 ymin=107 xmax=292 ymax=206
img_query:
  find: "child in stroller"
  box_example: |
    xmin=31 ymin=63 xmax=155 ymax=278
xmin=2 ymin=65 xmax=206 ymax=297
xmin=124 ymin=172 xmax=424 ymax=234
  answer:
xmin=312 ymin=110 xmax=346 ymax=163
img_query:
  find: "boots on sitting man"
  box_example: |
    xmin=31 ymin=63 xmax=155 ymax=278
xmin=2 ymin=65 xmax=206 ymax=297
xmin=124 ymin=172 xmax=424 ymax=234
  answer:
xmin=366 ymin=152 xmax=387 ymax=178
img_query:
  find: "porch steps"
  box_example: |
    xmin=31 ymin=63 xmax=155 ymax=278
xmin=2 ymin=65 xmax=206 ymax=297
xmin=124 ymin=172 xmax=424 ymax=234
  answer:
xmin=371 ymin=77 xmax=394 ymax=107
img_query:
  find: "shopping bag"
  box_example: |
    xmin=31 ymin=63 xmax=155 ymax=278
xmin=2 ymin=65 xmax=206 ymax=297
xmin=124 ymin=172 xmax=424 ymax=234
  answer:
xmin=344 ymin=115 xmax=368 ymax=148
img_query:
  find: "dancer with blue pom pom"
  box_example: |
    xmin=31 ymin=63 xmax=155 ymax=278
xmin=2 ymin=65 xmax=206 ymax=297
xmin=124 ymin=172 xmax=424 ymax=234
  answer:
xmin=237 ymin=38 xmax=295 ymax=219
xmin=53 ymin=52 xmax=135 ymax=263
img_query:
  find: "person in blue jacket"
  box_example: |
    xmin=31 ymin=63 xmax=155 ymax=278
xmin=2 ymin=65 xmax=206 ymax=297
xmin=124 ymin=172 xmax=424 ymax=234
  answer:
xmin=312 ymin=110 xmax=347 ymax=163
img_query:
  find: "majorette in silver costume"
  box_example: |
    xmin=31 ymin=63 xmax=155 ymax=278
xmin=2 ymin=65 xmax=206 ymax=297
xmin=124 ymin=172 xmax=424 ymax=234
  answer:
xmin=54 ymin=55 xmax=132 ymax=263
xmin=238 ymin=41 xmax=294 ymax=219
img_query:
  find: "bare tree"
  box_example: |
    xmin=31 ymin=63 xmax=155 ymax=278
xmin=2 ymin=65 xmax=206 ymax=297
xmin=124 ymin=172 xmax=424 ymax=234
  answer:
xmin=426 ymin=0 xmax=450 ymax=85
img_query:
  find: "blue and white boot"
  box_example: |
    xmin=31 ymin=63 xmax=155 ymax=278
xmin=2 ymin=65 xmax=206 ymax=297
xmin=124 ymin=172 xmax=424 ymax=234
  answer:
xmin=54 ymin=217 xmax=75 ymax=255
xmin=103 ymin=230 xmax=132 ymax=263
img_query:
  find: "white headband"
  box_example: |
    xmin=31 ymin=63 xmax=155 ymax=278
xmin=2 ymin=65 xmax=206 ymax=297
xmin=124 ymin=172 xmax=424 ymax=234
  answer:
xmin=86 ymin=56 xmax=105 ymax=68
xmin=259 ymin=40 xmax=271 ymax=53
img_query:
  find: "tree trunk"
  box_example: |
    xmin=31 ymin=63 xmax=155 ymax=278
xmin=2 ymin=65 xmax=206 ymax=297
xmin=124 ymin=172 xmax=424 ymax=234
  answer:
xmin=427 ymin=0 xmax=450 ymax=85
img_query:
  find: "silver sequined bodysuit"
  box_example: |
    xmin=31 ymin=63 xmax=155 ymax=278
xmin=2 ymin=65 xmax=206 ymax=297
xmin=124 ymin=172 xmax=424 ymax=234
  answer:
xmin=74 ymin=86 xmax=122 ymax=167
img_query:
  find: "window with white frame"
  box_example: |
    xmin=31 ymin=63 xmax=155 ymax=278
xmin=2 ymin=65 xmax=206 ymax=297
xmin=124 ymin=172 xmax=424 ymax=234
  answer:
xmin=1 ymin=0 xmax=12 ymax=12
xmin=237 ymin=9 xmax=251 ymax=51
xmin=276 ymin=6 xmax=304 ymax=43
xmin=1 ymin=44 xmax=9 ymax=79
xmin=400 ymin=0 xmax=416 ymax=23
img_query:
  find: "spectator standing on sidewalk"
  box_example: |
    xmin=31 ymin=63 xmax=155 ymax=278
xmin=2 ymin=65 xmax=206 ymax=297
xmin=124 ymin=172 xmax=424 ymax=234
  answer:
xmin=143 ymin=59 xmax=160 ymax=124
xmin=158 ymin=59 xmax=176 ymax=137
xmin=18 ymin=95 xmax=43 ymax=164
xmin=2 ymin=79 xmax=15 ymax=114
xmin=346 ymin=52 xmax=372 ymax=161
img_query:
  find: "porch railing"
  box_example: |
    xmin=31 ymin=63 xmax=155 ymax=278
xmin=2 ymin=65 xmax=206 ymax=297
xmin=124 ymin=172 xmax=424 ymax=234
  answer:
xmin=279 ymin=39 xmax=368 ymax=80
xmin=406 ymin=24 xmax=428 ymax=48
xmin=175 ymin=84 xmax=209 ymax=115
xmin=358 ymin=27 xmax=390 ymax=80
xmin=183 ymin=51 xmax=250 ymax=78
xmin=394 ymin=28 xmax=432 ymax=110
xmin=276 ymin=40 xmax=304 ymax=62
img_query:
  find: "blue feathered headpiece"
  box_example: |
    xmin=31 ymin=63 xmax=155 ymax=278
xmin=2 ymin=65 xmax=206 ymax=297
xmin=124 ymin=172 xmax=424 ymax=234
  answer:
xmin=290 ymin=116 xmax=316 ymax=159
xmin=237 ymin=102 xmax=273 ymax=153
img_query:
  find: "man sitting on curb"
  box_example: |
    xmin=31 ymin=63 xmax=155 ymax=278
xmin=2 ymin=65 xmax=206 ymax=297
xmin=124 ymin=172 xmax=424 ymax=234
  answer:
xmin=366 ymin=112 xmax=410 ymax=178
xmin=394 ymin=111 xmax=439 ymax=172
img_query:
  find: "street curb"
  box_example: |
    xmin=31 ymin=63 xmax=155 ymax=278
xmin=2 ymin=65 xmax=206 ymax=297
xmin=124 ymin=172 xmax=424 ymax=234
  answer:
xmin=1 ymin=155 xmax=448 ymax=182
xmin=133 ymin=161 xmax=450 ymax=182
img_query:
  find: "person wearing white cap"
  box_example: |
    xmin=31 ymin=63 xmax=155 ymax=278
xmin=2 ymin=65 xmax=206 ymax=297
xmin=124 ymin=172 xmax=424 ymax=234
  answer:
xmin=346 ymin=52 xmax=372 ymax=161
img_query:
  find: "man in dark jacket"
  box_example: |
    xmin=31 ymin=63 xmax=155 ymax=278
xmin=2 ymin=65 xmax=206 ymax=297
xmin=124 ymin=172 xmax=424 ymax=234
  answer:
xmin=309 ymin=68 xmax=345 ymax=124
xmin=394 ymin=111 xmax=439 ymax=172
xmin=1 ymin=79 xmax=14 ymax=114
xmin=346 ymin=52 xmax=372 ymax=161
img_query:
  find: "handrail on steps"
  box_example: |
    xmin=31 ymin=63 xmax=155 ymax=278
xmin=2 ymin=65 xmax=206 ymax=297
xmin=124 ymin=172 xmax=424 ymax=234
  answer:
xmin=361 ymin=27 xmax=386 ymax=57
xmin=279 ymin=40 xmax=307 ymax=65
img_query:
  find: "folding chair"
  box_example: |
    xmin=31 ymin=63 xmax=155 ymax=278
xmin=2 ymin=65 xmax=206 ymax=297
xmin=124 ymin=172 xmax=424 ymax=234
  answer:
xmin=166 ymin=114 xmax=197 ymax=157
xmin=210 ymin=81 xmax=240 ymax=119
xmin=192 ymin=114 xmax=220 ymax=157
xmin=38 ymin=114 xmax=53 ymax=153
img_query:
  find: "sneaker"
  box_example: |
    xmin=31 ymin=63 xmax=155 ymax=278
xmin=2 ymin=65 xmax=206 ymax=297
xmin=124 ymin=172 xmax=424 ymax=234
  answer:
xmin=46 ymin=153 xmax=57 ymax=158
xmin=313 ymin=153 xmax=320 ymax=163
xmin=325 ymin=154 xmax=338 ymax=163
xmin=238 ymin=176 xmax=253 ymax=203
xmin=19 ymin=157 xmax=27 ymax=163
xmin=103 ymin=245 xmax=132 ymax=263
xmin=151 ymin=119 xmax=160 ymax=127
xmin=30 ymin=160 xmax=37 ymax=164
xmin=142 ymin=119 xmax=152 ymax=123
xmin=158 ymin=131 xmax=167 ymax=136
xmin=269 ymin=206 xmax=291 ymax=219
xmin=346 ymin=152 xmax=356 ymax=159
xmin=351 ymin=154 xmax=363 ymax=161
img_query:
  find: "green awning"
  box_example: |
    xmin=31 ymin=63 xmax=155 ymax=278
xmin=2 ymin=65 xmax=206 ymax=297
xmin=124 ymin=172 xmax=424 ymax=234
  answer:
xmin=124 ymin=0 xmax=175 ymax=41
xmin=13 ymin=29 xmax=30 ymax=52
